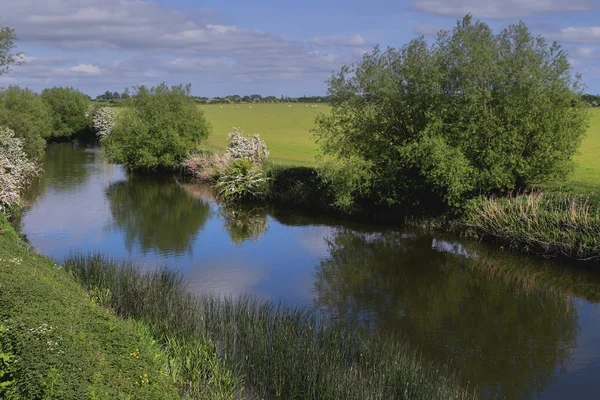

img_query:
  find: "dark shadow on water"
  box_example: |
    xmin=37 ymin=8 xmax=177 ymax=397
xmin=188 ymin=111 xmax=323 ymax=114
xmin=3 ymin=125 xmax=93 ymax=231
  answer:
xmin=311 ymin=228 xmax=600 ymax=400
xmin=105 ymin=173 xmax=211 ymax=256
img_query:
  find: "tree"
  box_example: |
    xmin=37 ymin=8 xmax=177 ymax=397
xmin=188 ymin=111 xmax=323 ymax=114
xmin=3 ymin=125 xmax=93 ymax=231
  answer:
xmin=41 ymin=87 xmax=93 ymax=138
xmin=0 ymin=86 xmax=53 ymax=161
xmin=0 ymin=24 xmax=20 ymax=75
xmin=102 ymin=83 xmax=211 ymax=170
xmin=315 ymin=15 xmax=588 ymax=211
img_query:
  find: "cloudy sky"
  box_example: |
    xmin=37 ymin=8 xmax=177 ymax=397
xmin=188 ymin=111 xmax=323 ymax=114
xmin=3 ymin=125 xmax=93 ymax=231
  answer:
xmin=1 ymin=0 xmax=600 ymax=97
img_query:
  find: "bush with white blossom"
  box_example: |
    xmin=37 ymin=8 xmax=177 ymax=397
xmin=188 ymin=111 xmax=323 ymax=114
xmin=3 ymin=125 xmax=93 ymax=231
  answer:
xmin=93 ymin=107 xmax=116 ymax=138
xmin=226 ymin=127 xmax=269 ymax=165
xmin=0 ymin=127 xmax=38 ymax=212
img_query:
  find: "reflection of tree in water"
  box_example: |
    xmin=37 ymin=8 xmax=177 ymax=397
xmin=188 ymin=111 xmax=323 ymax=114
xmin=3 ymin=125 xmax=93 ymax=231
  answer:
xmin=22 ymin=142 xmax=94 ymax=205
xmin=314 ymin=228 xmax=581 ymax=400
xmin=106 ymin=175 xmax=210 ymax=255
xmin=219 ymin=204 xmax=268 ymax=245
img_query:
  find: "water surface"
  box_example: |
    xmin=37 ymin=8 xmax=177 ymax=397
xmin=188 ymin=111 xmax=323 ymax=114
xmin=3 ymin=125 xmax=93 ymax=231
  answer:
xmin=21 ymin=143 xmax=600 ymax=400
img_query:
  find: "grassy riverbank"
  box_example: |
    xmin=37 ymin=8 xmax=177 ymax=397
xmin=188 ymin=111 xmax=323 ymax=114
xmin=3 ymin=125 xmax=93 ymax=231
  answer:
xmin=0 ymin=215 xmax=474 ymax=399
xmin=64 ymin=253 xmax=475 ymax=400
xmin=462 ymin=192 xmax=600 ymax=261
xmin=0 ymin=216 xmax=181 ymax=399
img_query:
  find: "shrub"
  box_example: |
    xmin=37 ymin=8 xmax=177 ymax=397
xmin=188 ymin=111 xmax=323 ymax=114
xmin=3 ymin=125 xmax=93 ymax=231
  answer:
xmin=226 ymin=127 xmax=269 ymax=165
xmin=0 ymin=86 xmax=52 ymax=161
xmin=215 ymin=158 xmax=269 ymax=202
xmin=41 ymin=87 xmax=93 ymax=139
xmin=0 ymin=127 xmax=38 ymax=213
xmin=102 ymin=83 xmax=210 ymax=170
xmin=93 ymin=106 xmax=116 ymax=138
xmin=183 ymin=152 xmax=230 ymax=182
xmin=315 ymin=15 xmax=588 ymax=211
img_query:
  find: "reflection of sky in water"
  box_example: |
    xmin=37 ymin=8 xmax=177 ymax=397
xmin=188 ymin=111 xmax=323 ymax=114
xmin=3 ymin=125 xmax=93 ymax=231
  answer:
xmin=22 ymin=150 xmax=333 ymax=306
xmin=20 ymin=143 xmax=600 ymax=400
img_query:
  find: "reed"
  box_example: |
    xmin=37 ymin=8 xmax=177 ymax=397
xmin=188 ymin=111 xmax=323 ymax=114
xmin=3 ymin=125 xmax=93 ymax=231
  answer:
xmin=64 ymin=253 xmax=476 ymax=400
xmin=464 ymin=192 xmax=600 ymax=260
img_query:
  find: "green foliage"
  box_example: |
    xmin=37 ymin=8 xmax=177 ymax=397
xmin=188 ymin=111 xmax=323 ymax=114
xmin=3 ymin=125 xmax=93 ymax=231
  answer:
xmin=41 ymin=87 xmax=93 ymax=139
xmin=315 ymin=15 xmax=588 ymax=211
xmin=102 ymin=83 xmax=210 ymax=170
xmin=215 ymin=159 xmax=270 ymax=202
xmin=0 ymin=86 xmax=52 ymax=160
xmin=0 ymin=216 xmax=179 ymax=399
xmin=64 ymin=254 xmax=475 ymax=400
xmin=0 ymin=24 xmax=19 ymax=75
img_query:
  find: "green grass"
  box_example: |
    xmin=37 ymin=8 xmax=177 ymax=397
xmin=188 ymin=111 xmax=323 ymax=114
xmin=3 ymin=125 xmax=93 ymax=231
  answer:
xmin=196 ymin=104 xmax=600 ymax=190
xmin=539 ymin=107 xmax=600 ymax=193
xmin=463 ymin=192 xmax=600 ymax=260
xmin=0 ymin=215 xmax=235 ymax=399
xmin=64 ymin=253 xmax=476 ymax=400
xmin=0 ymin=216 xmax=178 ymax=399
xmin=198 ymin=103 xmax=327 ymax=166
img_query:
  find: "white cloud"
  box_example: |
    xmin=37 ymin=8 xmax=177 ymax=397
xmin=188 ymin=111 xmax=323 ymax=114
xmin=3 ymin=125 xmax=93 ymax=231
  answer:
xmin=549 ymin=26 xmax=600 ymax=43
xmin=0 ymin=0 xmax=366 ymax=93
xmin=68 ymin=64 xmax=103 ymax=75
xmin=311 ymin=34 xmax=367 ymax=47
xmin=412 ymin=0 xmax=596 ymax=18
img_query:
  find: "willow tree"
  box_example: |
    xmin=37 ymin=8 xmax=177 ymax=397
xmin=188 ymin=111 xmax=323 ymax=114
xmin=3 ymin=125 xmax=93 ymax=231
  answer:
xmin=315 ymin=15 xmax=588 ymax=211
xmin=0 ymin=24 xmax=19 ymax=75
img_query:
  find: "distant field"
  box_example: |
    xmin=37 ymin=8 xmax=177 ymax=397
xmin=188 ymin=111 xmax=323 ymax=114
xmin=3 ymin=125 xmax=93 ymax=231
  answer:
xmin=564 ymin=108 xmax=600 ymax=191
xmin=198 ymin=103 xmax=328 ymax=166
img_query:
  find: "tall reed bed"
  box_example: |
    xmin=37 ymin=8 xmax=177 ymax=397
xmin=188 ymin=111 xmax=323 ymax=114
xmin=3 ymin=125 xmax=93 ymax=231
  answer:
xmin=464 ymin=192 xmax=600 ymax=260
xmin=64 ymin=254 xmax=475 ymax=400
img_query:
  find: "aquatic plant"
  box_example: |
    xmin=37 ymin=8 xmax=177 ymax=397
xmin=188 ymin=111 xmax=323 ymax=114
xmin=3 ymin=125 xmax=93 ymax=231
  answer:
xmin=215 ymin=158 xmax=270 ymax=202
xmin=63 ymin=253 xmax=476 ymax=400
xmin=464 ymin=192 xmax=600 ymax=260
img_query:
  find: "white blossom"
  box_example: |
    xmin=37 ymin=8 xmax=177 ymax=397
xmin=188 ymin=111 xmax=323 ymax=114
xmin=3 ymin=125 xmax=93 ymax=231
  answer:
xmin=93 ymin=107 xmax=116 ymax=138
xmin=0 ymin=127 xmax=38 ymax=212
xmin=226 ymin=127 xmax=269 ymax=166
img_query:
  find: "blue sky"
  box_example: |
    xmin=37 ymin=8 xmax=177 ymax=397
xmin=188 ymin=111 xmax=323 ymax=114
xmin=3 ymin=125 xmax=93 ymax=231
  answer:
xmin=2 ymin=0 xmax=600 ymax=97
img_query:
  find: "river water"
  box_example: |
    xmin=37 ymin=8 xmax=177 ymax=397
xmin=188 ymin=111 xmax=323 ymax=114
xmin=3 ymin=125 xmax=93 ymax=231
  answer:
xmin=19 ymin=142 xmax=600 ymax=400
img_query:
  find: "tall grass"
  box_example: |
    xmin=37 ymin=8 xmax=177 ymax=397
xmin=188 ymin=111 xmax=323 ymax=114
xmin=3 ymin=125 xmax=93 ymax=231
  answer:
xmin=64 ymin=254 xmax=476 ymax=400
xmin=464 ymin=192 xmax=600 ymax=260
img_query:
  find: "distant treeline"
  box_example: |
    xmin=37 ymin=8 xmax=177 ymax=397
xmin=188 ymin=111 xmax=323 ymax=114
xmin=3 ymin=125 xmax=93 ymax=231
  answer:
xmin=582 ymin=94 xmax=600 ymax=106
xmin=93 ymin=90 xmax=329 ymax=105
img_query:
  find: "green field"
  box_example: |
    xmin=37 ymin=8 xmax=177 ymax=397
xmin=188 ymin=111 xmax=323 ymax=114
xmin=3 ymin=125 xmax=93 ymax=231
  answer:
xmin=198 ymin=104 xmax=600 ymax=191
xmin=562 ymin=107 xmax=600 ymax=192
xmin=198 ymin=103 xmax=328 ymax=166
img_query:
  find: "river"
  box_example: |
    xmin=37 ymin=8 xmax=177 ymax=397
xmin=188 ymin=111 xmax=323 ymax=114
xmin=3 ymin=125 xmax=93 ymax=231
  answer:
xmin=19 ymin=142 xmax=600 ymax=400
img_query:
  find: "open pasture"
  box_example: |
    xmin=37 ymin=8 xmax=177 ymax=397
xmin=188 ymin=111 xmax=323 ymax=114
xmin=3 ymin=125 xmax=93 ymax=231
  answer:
xmin=197 ymin=104 xmax=600 ymax=192
xmin=563 ymin=107 xmax=600 ymax=192
xmin=198 ymin=103 xmax=328 ymax=166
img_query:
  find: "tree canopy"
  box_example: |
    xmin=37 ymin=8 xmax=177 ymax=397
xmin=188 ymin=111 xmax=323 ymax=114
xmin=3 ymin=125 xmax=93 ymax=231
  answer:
xmin=0 ymin=24 xmax=19 ymax=75
xmin=41 ymin=87 xmax=93 ymax=139
xmin=315 ymin=15 xmax=588 ymax=211
xmin=102 ymin=83 xmax=210 ymax=170
xmin=0 ymin=86 xmax=53 ymax=161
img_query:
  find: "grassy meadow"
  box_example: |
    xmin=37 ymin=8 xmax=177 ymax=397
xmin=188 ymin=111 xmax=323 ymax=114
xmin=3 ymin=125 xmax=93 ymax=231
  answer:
xmin=558 ymin=107 xmax=600 ymax=192
xmin=197 ymin=103 xmax=328 ymax=166
xmin=196 ymin=104 xmax=600 ymax=191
